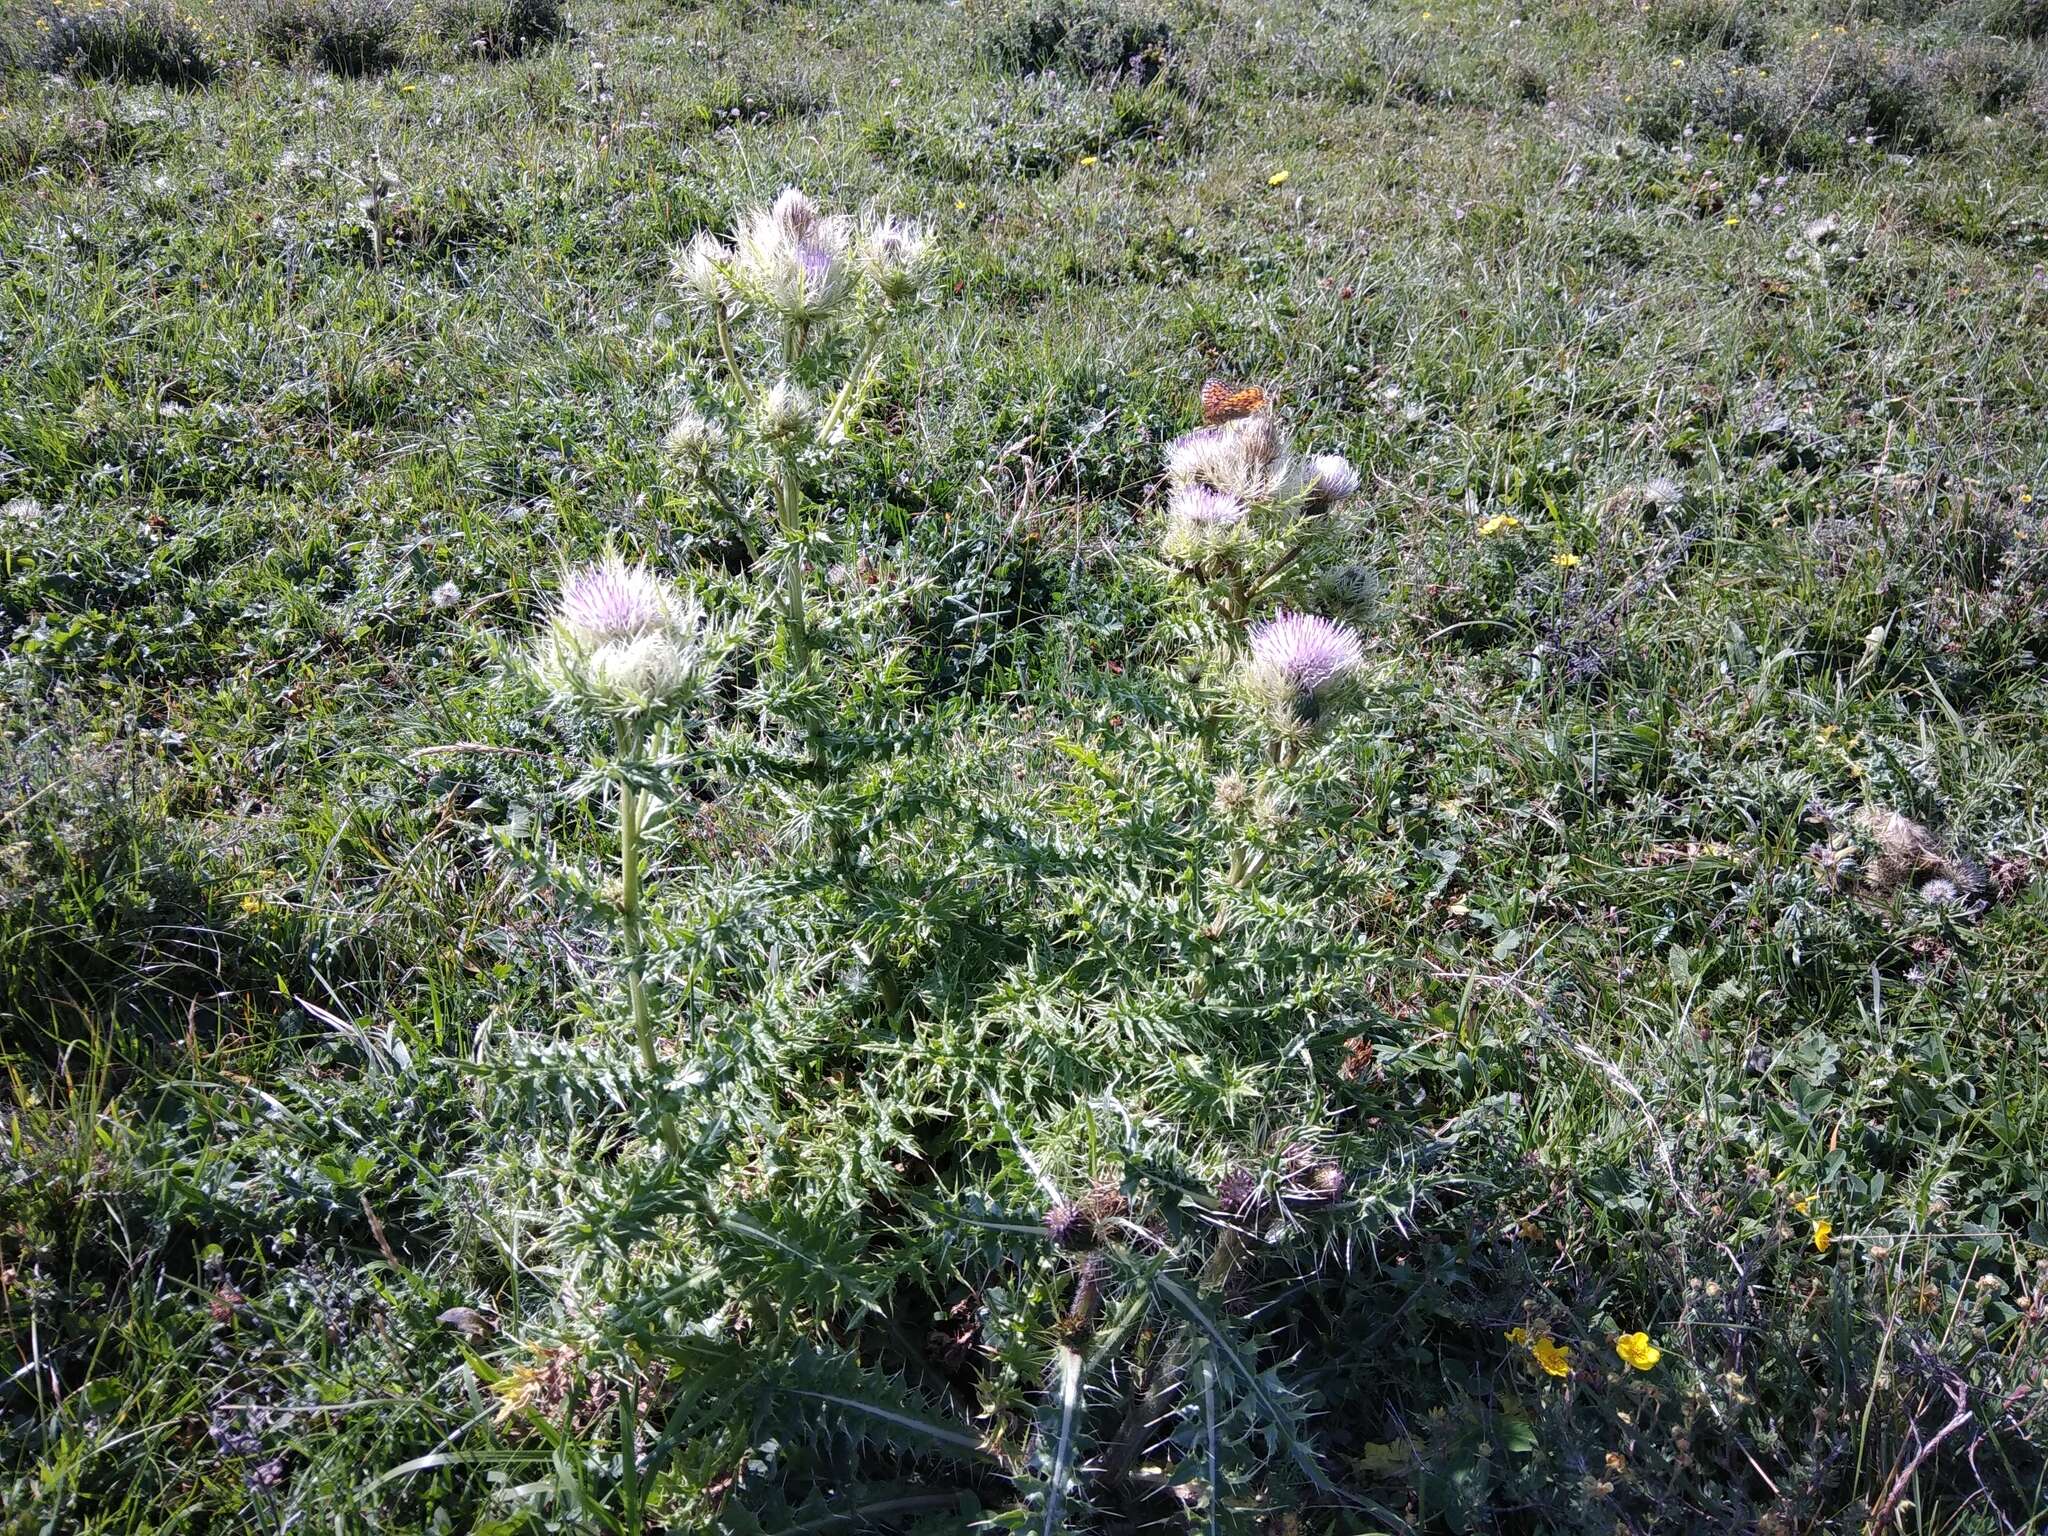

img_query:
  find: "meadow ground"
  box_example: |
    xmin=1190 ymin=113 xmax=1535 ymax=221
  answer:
xmin=5 ymin=0 xmax=2048 ymax=1529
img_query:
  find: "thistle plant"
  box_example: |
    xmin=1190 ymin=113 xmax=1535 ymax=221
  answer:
xmin=528 ymin=551 xmax=725 ymax=1076
xmin=668 ymin=189 xmax=930 ymax=674
xmin=1156 ymin=385 xmax=1361 ymax=631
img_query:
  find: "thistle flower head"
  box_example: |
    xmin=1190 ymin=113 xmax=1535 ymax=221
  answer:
xmin=675 ymin=231 xmax=731 ymax=309
xmin=1165 ymin=412 xmax=1299 ymax=504
xmin=532 ymin=552 xmax=717 ymax=718
xmin=1159 ymin=484 xmax=1249 ymax=566
xmin=1303 ymin=453 xmax=1361 ymax=508
xmin=660 ymin=404 xmax=726 ymax=474
xmin=770 ymin=186 xmax=820 ymax=243
xmin=1244 ymin=610 xmax=1366 ymax=732
xmin=757 ymin=377 xmax=817 ymax=444
xmin=861 ymin=214 xmax=929 ymax=304
xmin=732 ymin=189 xmax=856 ymax=323
xmin=1044 ymin=1201 xmax=1097 ymax=1252
xmin=1317 ymin=561 xmax=1382 ymax=619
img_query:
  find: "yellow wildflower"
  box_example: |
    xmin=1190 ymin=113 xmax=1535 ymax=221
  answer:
xmin=1724 ymin=216 xmax=1741 ymax=227
xmin=1614 ymin=1332 xmax=1662 ymax=1371
xmin=1079 ymin=155 xmax=1098 ymax=166
xmin=240 ymin=894 xmax=265 ymax=916
xmin=1791 ymin=1195 xmax=1812 ymax=1216
xmin=1530 ymin=1336 xmax=1571 ymax=1378
xmin=1476 ymin=513 xmax=1522 ymax=538
xmin=489 ymin=1364 xmax=545 ymax=1423
xmin=1552 ymin=551 xmax=1582 ymax=569
xmin=1503 ymin=1326 xmax=1530 ymax=1345
xmin=1813 ymin=1219 xmax=1834 ymax=1253
xmin=1268 ymin=169 xmax=1290 ymax=187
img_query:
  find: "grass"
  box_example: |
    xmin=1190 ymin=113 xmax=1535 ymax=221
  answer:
xmin=3 ymin=0 xmax=2048 ymax=1529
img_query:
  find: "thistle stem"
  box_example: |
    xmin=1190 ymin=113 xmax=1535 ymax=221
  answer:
xmin=818 ymin=327 xmax=885 ymax=443
xmin=713 ymin=301 xmax=743 ymax=392
xmin=776 ymin=452 xmax=807 ymax=666
xmin=616 ymin=719 xmax=655 ymax=1076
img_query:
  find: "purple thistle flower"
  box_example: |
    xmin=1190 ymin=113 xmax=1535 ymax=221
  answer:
xmin=556 ymin=554 xmax=675 ymax=645
xmin=1303 ymin=453 xmax=1361 ymax=507
xmin=796 ymin=241 xmax=836 ymax=292
xmin=1247 ymin=611 xmax=1364 ymax=699
xmin=1169 ymin=485 xmax=1245 ymax=527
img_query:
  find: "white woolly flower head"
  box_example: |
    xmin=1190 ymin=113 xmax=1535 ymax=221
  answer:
xmin=1243 ymin=610 xmax=1366 ymax=733
xmin=532 ymin=552 xmax=718 ymax=718
xmin=1303 ymin=453 xmax=1361 ymax=509
xmin=757 ymin=377 xmax=817 ymax=444
xmin=661 ymin=404 xmax=726 ymax=474
xmin=1164 ymin=412 xmax=1299 ymax=505
xmin=674 ymin=231 xmax=731 ymax=309
xmin=1160 ymin=485 xmax=1250 ymax=566
xmin=732 ymin=188 xmax=855 ymax=323
xmin=861 ymin=214 xmax=929 ymax=304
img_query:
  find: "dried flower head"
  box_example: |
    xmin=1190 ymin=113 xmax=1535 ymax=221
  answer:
xmin=1303 ymin=453 xmax=1361 ymax=508
xmin=532 ymin=552 xmax=718 ymax=718
xmin=1244 ymin=611 xmax=1365 ymax=730
xmin=1160 ymin=484 xmax=1250 ymax=565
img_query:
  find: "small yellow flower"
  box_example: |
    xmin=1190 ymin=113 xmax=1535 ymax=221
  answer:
xmin=1476 ymin=513 xmax=1522 ymax=538
xmin=1724 ymin=216 xmax=1741 ymax=227
xmin=1552 ymin=551 xmax=1582 ymax=568
xmin=489 ymin=1364 xmax=545 ymax=1423
xmin=1812 ymin=1219 xmax=1834 ymax=1253
xmin=1530 ymin=1336 xmax=1572 ymax=1378
xmin=240 ymin=894 xmax=265 ymax=915
xmin=954 ymin=198 xmax=966 ymax=210
xmin=1614 ymin=1332 xmax=1662 ymax=1371
xmin=1079 ymin=155 xmax=1098 ymax=166
xmin=1670 ymin=56 xmax=1685 ymax=69
xmin=1791 ymin=1195 xmax=1812 ymax=1216
xmin=1268 ymin=169 xmax=1290 ymax=187
xmin=1503 ymin=1326 xmax=1530 ymax=1345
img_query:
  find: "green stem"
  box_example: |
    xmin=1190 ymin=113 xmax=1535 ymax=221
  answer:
xmin=776 ymin=452 xmax=807 ymax=666
xmin=713 ymin=301 xmax=743 ymax=391
xmin=617 ymin=719 xmax=655 ymax=1076
xmin=818 ymin=327 xmax=885 ymax=443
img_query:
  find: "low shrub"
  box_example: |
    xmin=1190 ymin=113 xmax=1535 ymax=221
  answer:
xmin=1939 ymin=35 xmax=2037 ymax=110
xmin=1637 ymin=39 xmax=1950 ymax=159
xmin=433 ymin=0 xmax=566 ymax=60
xmin=982 ymin=0 xmax=1173 ymax=85
xmin=32 ymin=0 xmax=216 ymax=86
xmin=1645 ymin=0 xmax=1769 ymax=61
xmin=254 ymin=0 xmax=405 ymax=75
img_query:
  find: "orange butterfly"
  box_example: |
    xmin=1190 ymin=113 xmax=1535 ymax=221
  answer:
xmin=1200 ymin=379 xmax=1269 ymax=425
